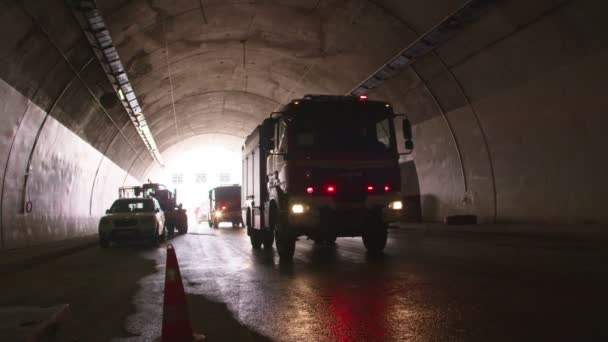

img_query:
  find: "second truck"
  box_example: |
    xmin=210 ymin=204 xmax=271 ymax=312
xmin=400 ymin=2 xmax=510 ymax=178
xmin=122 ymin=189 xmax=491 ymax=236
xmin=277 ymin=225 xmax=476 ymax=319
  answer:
xmin=241 ymin=94 xmax=413 ymax=260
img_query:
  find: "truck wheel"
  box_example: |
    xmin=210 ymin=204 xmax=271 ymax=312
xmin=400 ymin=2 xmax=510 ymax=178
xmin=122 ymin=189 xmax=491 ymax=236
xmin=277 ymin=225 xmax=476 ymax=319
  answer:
xmin=178 ymin=226 xmax=188 ymax=234
xmin=262 ymin=229 xmax=274 ymax=249
xmin=362 ymin=227 xmax=388 ymax=255
xmin=168 ymin=225 xmax=175 ymax=236
xmin=250 ymin=230 xmax=263 ymax=249
xmin=276 ymin=231 xmax=295 ymax=260
xmin=272 ymin=210 xmax=295 ymax=260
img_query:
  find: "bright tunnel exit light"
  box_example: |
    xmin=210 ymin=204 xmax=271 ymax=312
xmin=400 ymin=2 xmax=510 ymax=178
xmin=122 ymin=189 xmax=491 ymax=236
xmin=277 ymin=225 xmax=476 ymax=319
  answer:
xmin=143 ymin=135 xmax=243 ymax=218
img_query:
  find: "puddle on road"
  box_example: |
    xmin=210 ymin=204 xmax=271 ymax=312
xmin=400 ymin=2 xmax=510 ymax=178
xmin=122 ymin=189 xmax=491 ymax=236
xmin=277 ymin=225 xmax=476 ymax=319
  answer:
xmin=114 ymin=245 xmax=271 ymax=342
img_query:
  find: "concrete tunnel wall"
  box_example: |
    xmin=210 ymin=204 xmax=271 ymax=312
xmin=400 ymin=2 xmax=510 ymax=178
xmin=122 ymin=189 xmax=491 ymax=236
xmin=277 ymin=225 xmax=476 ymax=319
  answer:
xmin=0 ymin=0 xmax=607 ymax=249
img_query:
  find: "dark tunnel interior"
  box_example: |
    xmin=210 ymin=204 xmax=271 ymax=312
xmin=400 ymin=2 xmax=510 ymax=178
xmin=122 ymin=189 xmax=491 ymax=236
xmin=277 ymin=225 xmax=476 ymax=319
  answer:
xmin=1 ymin=0 xmax=607 ymax=249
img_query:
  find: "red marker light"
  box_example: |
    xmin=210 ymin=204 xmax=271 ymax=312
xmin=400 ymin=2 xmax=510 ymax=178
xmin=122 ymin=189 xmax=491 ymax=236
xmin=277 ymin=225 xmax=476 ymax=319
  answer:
xmin=384 ymin=186 xmax=391 ymax=192
xmin=326 ymin=185 xmax=336 ymax=194
xmin=359 ymin=95 xmax=368 ymax=101
xmin=221 ymin=206 xmax=227 ymax=210
xmin=306 ymin=187 xmax=314 ymax=194
xmin=366 ymin=185 xmax=375 ymax=192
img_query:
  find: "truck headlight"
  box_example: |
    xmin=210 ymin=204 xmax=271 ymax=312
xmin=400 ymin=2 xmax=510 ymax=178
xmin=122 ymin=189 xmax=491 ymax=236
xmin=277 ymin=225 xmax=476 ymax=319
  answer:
xmin=291 ymin=204 xmax=305 ymax=214
xmin=389 ymin=201 xmax=403 ymax=210
xmin=215 ymin=211 xmax=223 ymax=218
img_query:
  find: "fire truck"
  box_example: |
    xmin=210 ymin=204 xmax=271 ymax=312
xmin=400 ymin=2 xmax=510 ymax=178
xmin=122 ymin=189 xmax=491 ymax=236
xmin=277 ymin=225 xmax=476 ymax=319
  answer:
xmin=241 ymin=95 xmax=413 ymax=260
xmin=119 ymin=182 xmax=188 ymax=235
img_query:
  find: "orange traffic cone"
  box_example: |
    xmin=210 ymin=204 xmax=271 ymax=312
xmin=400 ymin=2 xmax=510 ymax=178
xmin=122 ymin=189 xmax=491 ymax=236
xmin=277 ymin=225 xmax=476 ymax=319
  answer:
xmin=161 ymin=244 xmax=205 ymax=342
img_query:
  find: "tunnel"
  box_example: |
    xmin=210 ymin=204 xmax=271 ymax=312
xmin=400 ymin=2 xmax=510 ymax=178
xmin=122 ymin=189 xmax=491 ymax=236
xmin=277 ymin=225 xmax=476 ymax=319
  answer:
xmin=2 ymin=1 xmax=608 ymax=340
xmin=2 ymin=0 xmax=606 ymax=249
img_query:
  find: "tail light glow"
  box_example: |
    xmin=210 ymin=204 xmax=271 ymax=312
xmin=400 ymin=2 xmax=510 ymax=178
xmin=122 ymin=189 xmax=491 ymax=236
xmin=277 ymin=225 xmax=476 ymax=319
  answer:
xmin=366 ymin=185 xmax=375 ymax=192
xmin=221 ymin=206 xmax=227 ymax=210
xmin=326 ymin=185 xmax=336 ymax=194
xmin=384 ymin=186 xmax=391 ymax=192
xmin=306 ymin=187 xmax=314 ymax=194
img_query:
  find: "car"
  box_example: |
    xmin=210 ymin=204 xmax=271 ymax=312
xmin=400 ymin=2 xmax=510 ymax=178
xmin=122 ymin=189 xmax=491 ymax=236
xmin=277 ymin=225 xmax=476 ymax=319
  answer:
xmin=98 ymin=197 xmax=166 ymax=247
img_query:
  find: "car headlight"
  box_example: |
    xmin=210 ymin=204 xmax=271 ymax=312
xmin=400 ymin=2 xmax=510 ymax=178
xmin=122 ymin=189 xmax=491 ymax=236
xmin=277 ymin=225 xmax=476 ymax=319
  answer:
xmin=291 ymin=204 xmax=305 ymax=214
xmin=100 ymin=217 xmax=110 ymax=224
xmin=389 ymin=201 xmax=403 ymax=210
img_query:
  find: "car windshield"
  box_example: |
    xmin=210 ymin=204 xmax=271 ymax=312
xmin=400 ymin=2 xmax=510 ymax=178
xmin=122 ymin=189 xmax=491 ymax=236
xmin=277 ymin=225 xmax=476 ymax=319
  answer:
xmin=109 ymin=199 xmax=154 ymax=213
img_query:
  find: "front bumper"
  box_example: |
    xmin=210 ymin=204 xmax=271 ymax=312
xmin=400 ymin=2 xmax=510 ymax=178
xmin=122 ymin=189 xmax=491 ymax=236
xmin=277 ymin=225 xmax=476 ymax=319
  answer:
xmin=286 ymin=194 xmax=405 ymax=235
xmin=99 ymin=223 xmax=157 ymax=240
xmin=213 ymin=210 xmax=242 ymax=223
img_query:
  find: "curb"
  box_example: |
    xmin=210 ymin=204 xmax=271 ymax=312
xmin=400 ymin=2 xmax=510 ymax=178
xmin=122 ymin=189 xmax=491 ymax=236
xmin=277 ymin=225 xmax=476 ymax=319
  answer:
xmin=390 ymin=223 xmax=608 ymax=242
xmin=0 ymin=236 xmax=98 ymax=275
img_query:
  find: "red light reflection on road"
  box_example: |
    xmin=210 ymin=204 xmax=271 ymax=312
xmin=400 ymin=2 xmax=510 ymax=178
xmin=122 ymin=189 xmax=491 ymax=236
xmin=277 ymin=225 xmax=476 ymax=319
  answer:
xmin=327 ymin=282 xmax=390 ymax=341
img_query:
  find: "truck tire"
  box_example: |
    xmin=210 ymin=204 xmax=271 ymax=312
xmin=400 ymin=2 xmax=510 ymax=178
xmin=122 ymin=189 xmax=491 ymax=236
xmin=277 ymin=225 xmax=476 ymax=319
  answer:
xmin=362 ymin=227 xmax=388 ymax=255
xmin=178 ymin=226 xmax=188 ymax=234
xmin=168 ymin=225 xmax=175 ymax=236
xmin=276 ymin=230 xmax=295 ymax=260
xmin=271 ymin=208 xmax=295 ymax=260
xmin=250 ymin=230 xmax=263 ymax=249
xmin=262 ymin=229 xmax=274 ymax=249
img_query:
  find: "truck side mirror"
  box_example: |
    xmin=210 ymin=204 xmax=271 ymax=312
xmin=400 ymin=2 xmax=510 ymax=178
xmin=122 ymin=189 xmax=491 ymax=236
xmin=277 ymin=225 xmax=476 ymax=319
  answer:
xmin=402 ymin=118 xmax=413 ymax=141
xmin=260 ymin=118 xmax=276 ymax=151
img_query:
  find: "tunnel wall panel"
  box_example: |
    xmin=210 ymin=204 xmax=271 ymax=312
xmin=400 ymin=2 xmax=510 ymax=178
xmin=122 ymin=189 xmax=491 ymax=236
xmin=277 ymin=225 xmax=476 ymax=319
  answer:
xmin=374 ymin=0 xmax=608 ymax=224
xmin=473 ymin=49 xmax=608 ymax=223
xmin=0 ymin=79 xmax=138 ymax=249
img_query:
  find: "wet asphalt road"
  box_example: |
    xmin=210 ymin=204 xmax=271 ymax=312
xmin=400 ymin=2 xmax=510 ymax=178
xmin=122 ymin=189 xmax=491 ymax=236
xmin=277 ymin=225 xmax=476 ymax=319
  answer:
xmin=119 ymin=223 xmax=608 ymax=342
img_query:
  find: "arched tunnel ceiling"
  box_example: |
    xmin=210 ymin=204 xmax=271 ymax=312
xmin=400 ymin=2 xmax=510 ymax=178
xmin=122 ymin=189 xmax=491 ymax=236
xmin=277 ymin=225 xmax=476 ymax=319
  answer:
xmin=96 ymin=0 xmax=445 ymax=154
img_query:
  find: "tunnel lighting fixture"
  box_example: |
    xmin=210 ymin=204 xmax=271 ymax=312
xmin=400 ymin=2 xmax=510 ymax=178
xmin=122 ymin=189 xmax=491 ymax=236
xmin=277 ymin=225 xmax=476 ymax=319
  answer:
xmin=390 ymin=201 xmax=403 ymax=210
xmin=70 ymin=1 xmax=164 ymax=166
xmin=306 ymin=187 xmax=314 ymax=194
xmin=348 ymin=0 xmax=497 ymax=97
xmin=291 ymin=204 xmax=305 ymax=214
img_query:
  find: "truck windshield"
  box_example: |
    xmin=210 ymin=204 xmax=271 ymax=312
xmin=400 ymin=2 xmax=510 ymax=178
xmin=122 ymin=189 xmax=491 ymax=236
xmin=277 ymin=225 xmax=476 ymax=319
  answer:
xmin=291 ymin=112 xmax=394 ymax=152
